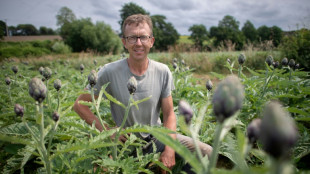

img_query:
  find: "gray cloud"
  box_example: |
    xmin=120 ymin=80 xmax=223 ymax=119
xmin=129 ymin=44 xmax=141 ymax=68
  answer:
xmin=0 ymin=0 xmax=309 ymax=35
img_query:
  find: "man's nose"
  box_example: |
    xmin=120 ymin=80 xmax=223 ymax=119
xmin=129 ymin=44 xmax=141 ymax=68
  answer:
xmin=135 ymin=37 xmax=143 ymax=45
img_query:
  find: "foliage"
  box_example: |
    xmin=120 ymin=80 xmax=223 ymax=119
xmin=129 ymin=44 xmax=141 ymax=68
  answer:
xmin=14 ymin=24 xmax=39 ymax=36
xmin=280 ymin=28 xmax=310 ymax=70
xmin=0 ymin=20 xmax=6 ymax=39
xmin=257 ymin=25 xmax=283 ymax=47
xmin=39 ymin=27 xmax=55 ymax=35
xmin=241 ymin=20 xmax=258 ymax=43
xmin=52 ymin=41 xmax=71 ymax=54
xmin=209 ymin=15 xmax=245 ymax=50
xmin=118 ymin=2 xmax=150 ymax=34
xmin=56 ymin=6 xmax=77 ymax=27
xmin=189 ymin=24 xmax=208 ymax=51
xmin=0 ymin=52 xmax=309 ymax=173
xmin=151 ymin=15 xmax=180 ymax=51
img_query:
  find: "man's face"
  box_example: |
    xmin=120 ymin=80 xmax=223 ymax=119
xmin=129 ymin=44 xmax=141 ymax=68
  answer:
xmin=122 ymin=22 xmax=155 ymax=61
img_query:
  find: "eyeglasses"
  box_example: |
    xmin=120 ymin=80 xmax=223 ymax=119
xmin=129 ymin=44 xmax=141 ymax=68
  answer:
xmin=124 ymin=35 xmax=152 ymax=44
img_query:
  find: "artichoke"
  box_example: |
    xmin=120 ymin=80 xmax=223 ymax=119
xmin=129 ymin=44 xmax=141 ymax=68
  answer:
xmin=88 ymin=70 xmax=97 ymax=87
xmin=288 ymin=59 xmax=295 ymax=68
xmin=178 ymin=100 xmax=193 ymax=124
xmin=39 ymin=67 xmax=44 ymax=75
xmin=29 ymin=78 xmax=47 ymax=103
xmin=212 ymin=75 xmax=244 ymax=123
xmin=11 ymin=65 xmax=18 ymax=74
xmin=80 ymin=64 xmax=85 ymax=74
xmin=53 ymin=79 xmax=62 ymax=91
xmin=247 ymin=118 xmax=261 ymax=144
xmin=259 ymin=101 xmax=298 ymax=159
xmin=5 ymin=77 xmax=11 ymax=85
xmin=172 ymin=62 xmax=177 ymax=69
xmin=14 ymin=104 xmax=24 ymax=117
xmin=52 ymin=111 xmax=60 ymax=122
xmin=273 ymin=61 xmax=279 ymax=69
xmin=238 ymin=53 xmax=246 ymax=65
xmin=266 ymin=55 xmax=273 ymax=66
xmin=93 ymin=59 xmax=97 ymax=66
xmin=43 ymin=67 xmax=52 ymax=80
xmin=281 ymin=57 xmax=288 ymax=66
xmin=127 ymin=76 xmax=137 ymax=94
xmin=206 ymin=79 xmax=213 ymax=91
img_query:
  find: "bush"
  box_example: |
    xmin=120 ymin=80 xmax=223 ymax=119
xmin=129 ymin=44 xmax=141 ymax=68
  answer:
xmin=280 ymin=28 xmax=310 ymax=70
xmin=52 ymin=41 xmax=71 ymax=54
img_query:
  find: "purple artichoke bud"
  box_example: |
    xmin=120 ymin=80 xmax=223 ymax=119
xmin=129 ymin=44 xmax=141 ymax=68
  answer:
xmin=11 ymin=65 xmax=18 ymax=74
xmin=173 ymin=63 xmax=177 ymax=69
xmin=288 ymin=59 xmax=295 ymax=68
xmin=238 ymin=53 xmax=246 ymax=65
xmin=53 ymin=79 xmax=62 ymax=91
xmin=266 ymin=55 xmax=273 ymax=66
xmin=42 ymin=67 xmax=52 ymax=80
xmin=212 ymin=75 xmax=244 ymax=123
xmin=52 ymin=111 xmax=60 ymax=122
xmin=227 ymin=58 xmax=231 ymax=64
xmin=5 ymin=77 xmax=11 ymax=85
xmin=295 ymin=63 xmax=299 ymax=70
xmin=93 ymin=59 xmax=97 ymax=66
xmin=178 ymin=100 xmax=193 ymax=124
xmin=247 ymin=118 xmax=261 ymax=144
xmin=206 ymin=79 xmax=213 ymax=91
xmin=14 ymin=104 xmax=24 ymax=117
xmin=127 ymin=76 xmax=137 ymax=94
xmin=39 ymin=67 xmax=44 ymax=75
xmin=29 ymin=78 xmax=47 ymax=103
xmin=273 ymin=61 xmax=279 ymax=69
xmin=281 ymin=58 xmax=288 ymax=66
xmin=80 ymin=64 xmax=84 ymax=74
xmin=259 ymin=101 xmax=298 ymax=160
xmin=88 ymin=70 xmax=97 ymax=87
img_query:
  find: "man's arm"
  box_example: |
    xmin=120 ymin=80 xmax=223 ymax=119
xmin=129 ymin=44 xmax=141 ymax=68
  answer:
xmin=73 ymin=93 xmax=107 ymax=132
xmin=159 ymin=95 xmax=176 ymax=170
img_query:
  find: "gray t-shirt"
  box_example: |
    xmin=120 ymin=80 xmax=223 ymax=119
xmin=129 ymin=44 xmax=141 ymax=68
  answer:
xmin=90 ymin=58 xmax=174 ymax=138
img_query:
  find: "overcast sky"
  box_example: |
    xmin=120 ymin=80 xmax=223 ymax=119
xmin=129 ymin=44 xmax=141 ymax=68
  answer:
xmin=1 ymin=0 xmax=310 ymax=35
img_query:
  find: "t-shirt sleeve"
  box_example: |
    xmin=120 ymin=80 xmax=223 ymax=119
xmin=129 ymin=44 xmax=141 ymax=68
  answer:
xmin=160 ymin=65 xmax=175 ymax=98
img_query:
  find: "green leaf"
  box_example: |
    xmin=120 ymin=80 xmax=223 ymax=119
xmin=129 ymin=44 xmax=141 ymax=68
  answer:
xmin=78 ymin=100 xmax=93 ymax=107
xmin=102 ymin=90 xmax=126 ymax=109
xmin=288 ymin=107 xmax=309 ymax=116
xmin=210 ymin=72 xmax=225 ymax=80
xmin=0 ymin=134 xmax=32 ymax=145
xmin=96 ymin=83 xmax=109 ymax=108
xmin=130 ymin=95 xmax=152 ymax=110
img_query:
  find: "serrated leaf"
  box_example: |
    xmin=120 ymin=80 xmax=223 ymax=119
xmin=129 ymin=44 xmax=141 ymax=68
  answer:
xmin=288 ymin=107 xmax=309 ymax=116
xmin=102 ymin=90 xmax=126 ymax=109
xmin=130 ymin=95 xmax=152 ymax=110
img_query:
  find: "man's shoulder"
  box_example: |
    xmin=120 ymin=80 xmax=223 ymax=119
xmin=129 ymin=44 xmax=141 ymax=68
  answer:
xmin=149 ymin=59 xmax=170 ymax=72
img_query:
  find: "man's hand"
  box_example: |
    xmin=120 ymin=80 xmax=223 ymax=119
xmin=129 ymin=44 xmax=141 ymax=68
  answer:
xmin=159 ymin=146 xmax=175 ymax=174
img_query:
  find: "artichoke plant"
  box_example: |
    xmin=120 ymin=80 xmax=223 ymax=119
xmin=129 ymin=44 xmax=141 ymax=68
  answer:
xmin=281 ymin=57 xmax=288 ymax=66
xmin=212 ymin=75 xmax=244 ymax=123
xmin=289 ymin=59 xmax=295 ymax=68
xmin=206 ymin=79 xmax=213 ymax=91
xmin=52 ymin=111 xmax=60 ymax=122
xmin=53 ymin=79 xmax=62 ymax=91
xmin=5 ymin=77 xmax=11 ymax=85
xmin=11 ymin=65 xmax=18 ymax=74
xmin=247 ymin=118 xmax=261 ymax=144
xmin=80 ymin=64 xmax=85 ymax=74
xmin=39 ymin=67 xmax=44 ymax=75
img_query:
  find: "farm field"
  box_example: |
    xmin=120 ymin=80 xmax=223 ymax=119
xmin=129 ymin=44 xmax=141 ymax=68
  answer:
xmin=0 ymin=52 xmax=309 ymax=173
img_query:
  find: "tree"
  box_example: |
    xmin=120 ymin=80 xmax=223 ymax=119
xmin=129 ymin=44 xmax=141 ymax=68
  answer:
xmin=188 ymin=24 xmax=208 ymax=50
xmin=0 ymin=20 xmax=6 ymax=39
xmin=63 ymin=18 xmax=122 ymax=54
xmin=39 ymin=26 xmax=55 ymax=35
xmin=257 ymin=25 xmax=270 ymax=41
xmin=242 ymin=20 xmax=258 ymax=43
xmin=270 ymin=26 xmax=283 ymax=47
xmin=16 ymin=24 xmax=39 ymax=35
xmin=209 ymin=15 xmax=245 ymax=50
xmin=151 ymin=15 xmax=179 ymax=51
xmin=56 ymin=7 xmax=76 ymax=26
xmin=119 ymin=2 xmax=149 ymax=34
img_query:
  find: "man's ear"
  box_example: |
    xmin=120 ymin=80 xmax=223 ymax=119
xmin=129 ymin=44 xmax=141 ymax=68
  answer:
xmin=122 ymin=38 xmax=127 ymax=49
xmin=150 ymin=37 xmax=155 ymax=48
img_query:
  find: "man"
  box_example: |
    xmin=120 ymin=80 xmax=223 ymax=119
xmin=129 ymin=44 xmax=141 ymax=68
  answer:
xmin=74 ymin=14 xmax=212 ymax=173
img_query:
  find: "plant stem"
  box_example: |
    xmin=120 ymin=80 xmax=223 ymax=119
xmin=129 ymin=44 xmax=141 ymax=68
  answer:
xmin=45 ymin=80 xmax=50 ymax=107
xmin=207 ymin=123 xmax=223 ymax=173
xmin=8 ymin=85 xmax=13 ymax=105
xmin=57 ymin=91 xmax=60 ymax=112
xmin=90 ymin=87 xmax=107 ymax=132
xmin=113 ymin=95 xmax=132 ymax=159
xmin=261 ymin=69 xmax=275 ymax=98
xmin=38 ymin=102 xmax=52 ymax=174
xmin=238 ymin=65 xmax=242 ymax=78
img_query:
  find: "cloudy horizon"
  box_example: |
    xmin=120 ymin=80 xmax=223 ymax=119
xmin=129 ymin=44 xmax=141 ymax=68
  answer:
xmin=1 ymin=0 xmax=310 ymax=35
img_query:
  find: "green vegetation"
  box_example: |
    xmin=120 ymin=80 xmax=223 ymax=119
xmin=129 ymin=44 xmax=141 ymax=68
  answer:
xmin=0 ymin=53 xmax=309 ymax=173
